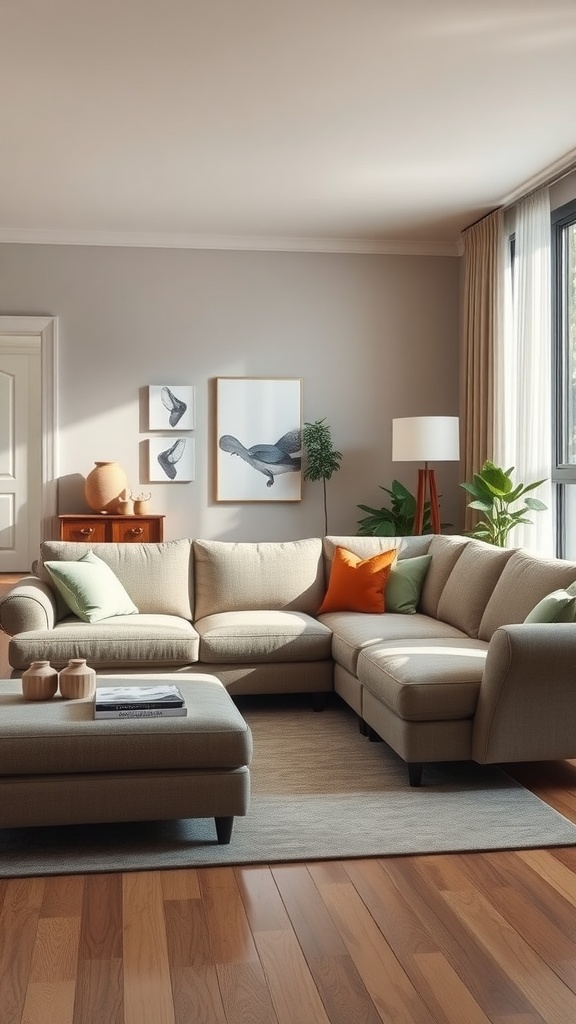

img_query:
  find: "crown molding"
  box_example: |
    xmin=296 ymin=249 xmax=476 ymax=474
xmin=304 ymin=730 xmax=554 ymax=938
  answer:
xmin=501 ymin=147 xmax=576 ymax=207
xmin=0 ymin=227 xmax=461 ymax=257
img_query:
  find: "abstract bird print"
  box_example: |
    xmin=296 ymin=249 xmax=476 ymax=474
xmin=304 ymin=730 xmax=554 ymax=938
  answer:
xmin=158 ymin=437 xmax=186 ymax=479
xmin=218 ymin=429 xmax=301 ymax=487
xmin=161 ymin=387 xmax=187 ymax=427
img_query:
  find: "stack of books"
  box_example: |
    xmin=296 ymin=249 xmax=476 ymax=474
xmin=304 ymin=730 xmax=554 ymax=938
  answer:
xmin=93 ymin=684 xmax=187 ymax=719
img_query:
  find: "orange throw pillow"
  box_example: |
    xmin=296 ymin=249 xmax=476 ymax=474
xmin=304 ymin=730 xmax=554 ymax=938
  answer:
xmin=318 ymin=546 xmax=397 ymax=614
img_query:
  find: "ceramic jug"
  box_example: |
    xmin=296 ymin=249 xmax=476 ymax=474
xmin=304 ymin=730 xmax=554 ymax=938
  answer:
xmin=85 ymin=461 xmax=128 ymax=513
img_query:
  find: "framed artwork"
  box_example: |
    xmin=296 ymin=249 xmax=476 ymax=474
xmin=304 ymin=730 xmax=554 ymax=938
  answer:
xmin=148 ymin=385 xmax=195 ymax=430
xmin=216 ymin=377 xmax=302 ymax=501
xmin=149 ymin=436 xmax=195 ymax=482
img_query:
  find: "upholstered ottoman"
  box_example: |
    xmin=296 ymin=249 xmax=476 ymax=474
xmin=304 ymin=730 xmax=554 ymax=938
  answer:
xmin=0 ymin=674 xmax=252 ymax=843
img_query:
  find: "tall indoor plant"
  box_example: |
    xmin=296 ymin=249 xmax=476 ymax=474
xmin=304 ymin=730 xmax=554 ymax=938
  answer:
xmin=460 ymin=460 xmax=547 ymax=547
xmin=302 ymin=418 xmax=342 ymax=535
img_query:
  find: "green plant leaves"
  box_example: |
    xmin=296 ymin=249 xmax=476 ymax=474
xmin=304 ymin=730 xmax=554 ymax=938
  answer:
xmin=479 ymin=461 xmax=514 ymax=495
xmin=356 ymin=479 xmax=431 ymax=536
xmin=302 ymin=419 xmax=342 ymax=482
xmin=302 ymin=418 xmax=343 ymax=534
xmin=460 ymin=460 xmax=547 ymax=547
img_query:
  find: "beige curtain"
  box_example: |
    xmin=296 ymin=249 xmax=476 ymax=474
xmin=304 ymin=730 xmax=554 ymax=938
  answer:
xmin=460 ymin=209 xmax=504 ymax=531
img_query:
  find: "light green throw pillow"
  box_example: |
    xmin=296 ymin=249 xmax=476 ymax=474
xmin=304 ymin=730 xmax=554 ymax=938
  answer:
xmin=45 ymin=550 xmax=139 ymax=623
xmin=524 ymin=589 xmax=576 ymax=624
xmin=385 ymin=554 xmax=432 ymax=614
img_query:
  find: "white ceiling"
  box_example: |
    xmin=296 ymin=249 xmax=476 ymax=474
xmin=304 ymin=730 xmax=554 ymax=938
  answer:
xmin=2 ymin=0 xmax=576 ymax=255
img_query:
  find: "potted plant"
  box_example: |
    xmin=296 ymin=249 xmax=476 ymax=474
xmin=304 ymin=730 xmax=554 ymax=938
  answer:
xmin=357 ymin=479 xmax=432 ymax=536
xmin=460 ymin=460 xmax=547 ymax=547
xmin=302 ymin=418 xmax=343 ymax=535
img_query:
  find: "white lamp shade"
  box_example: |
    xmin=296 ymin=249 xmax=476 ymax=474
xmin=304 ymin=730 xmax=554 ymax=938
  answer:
xmin=392 ymin=416 xmax=460 ymax=463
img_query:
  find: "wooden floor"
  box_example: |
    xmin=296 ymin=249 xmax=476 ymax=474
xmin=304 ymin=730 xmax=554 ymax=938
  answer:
xmin=2 ymin=577 xmax=576 ymax=1023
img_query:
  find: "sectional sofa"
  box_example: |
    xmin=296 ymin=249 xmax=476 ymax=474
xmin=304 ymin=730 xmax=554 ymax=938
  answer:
xmin=1 ymin=534 xmax=576 ymax=785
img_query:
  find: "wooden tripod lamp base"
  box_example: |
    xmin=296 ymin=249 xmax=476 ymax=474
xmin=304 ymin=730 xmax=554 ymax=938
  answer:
xmin=415 ymin=464 xmax=441 ymax=535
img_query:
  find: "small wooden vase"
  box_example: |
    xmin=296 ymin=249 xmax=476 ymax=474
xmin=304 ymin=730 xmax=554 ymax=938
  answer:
xmin=21 ymin=660 xmax=59 ymax=701
xmin=58 ymin=658 xmax=97 ymax=699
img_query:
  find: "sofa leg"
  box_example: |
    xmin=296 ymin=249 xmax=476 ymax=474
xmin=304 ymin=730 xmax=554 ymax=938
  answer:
xmin=407 ymin=763 xmax=423 ymax=787
xmin=358 ymin=716 xmax=368 ymax=736
xmin=215 ymin=816 xmax=234 ymax=844
xmin=367 ymin=726 xmax=382 ymax=742
xmin=311 ymin=692 xmax=327 ymax=712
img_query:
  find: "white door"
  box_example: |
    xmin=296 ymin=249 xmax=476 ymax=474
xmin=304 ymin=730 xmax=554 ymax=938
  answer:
xmin=0 ymin=336 xmax=42 ymax=570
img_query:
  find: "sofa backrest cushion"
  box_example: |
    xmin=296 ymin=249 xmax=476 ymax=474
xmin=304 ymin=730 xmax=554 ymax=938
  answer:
xmin=193 ymin=538 xmax=325 ymax=619
xmin=436 ymin=540 xmax=515 ymax=638
xmin=39 ymin=539 xmax=193 ymax=619
xmin=418 ymin=535 xmax=469 ymax=618
xmin=324 ymin=535 xmax=465 ymax=616
xmin=478 ymin=549 xmax=576 ymax=640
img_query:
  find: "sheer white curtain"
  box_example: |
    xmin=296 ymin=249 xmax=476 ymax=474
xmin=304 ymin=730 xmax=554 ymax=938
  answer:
xmin=495 ymin=187 xmax=553 ymax=553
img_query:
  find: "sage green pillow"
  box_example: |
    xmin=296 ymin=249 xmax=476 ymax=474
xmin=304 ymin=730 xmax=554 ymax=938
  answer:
xmin=524 ymin=589 xmax=576 ymax=624
xmin=385 ymin=554 xmax=432 ymax=614
xmin=45 ymin=550 xmax=139 ymax=623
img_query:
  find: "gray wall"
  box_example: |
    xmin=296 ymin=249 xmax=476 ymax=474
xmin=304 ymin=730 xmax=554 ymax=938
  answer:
xmin=0 ymin=243 xmax=461 ymax=540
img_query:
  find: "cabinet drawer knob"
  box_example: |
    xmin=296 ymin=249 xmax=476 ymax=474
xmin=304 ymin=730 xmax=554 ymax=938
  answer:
xmin=79 ymin=528 xmax=95 ymax=536
xmin=129 ymin=527 xmax=144 ymax=536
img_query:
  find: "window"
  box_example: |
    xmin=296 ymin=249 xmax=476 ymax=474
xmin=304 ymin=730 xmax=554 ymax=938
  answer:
xmin=552 ymin=198 xmax=576 ymax=557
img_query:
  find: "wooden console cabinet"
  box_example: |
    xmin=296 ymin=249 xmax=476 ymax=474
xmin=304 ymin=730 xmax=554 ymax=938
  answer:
xmin=58 ymin=514 xmax=165 ymax=544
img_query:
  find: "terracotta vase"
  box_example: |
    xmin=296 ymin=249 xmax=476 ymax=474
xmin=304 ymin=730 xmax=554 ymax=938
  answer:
xmin=58 ymin=658 xmax=97 ymax=699
xmin=21 ymin=660 xmax=59 ymax=701
xmin=85 ymin=461 xmax=128 ymax=513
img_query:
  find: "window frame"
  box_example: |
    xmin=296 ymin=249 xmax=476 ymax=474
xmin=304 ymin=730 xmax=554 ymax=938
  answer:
xmin=551 ymin=197 xmax=576 ymax=556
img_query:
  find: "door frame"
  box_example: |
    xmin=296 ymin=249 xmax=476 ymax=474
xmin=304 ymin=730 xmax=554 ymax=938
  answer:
xmin=0 ymin=315 xmax=58 ymax=541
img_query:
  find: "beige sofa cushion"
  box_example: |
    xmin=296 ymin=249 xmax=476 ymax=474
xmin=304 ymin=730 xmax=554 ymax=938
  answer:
xmin=8 ymin=614 xmax=200 ymax=671
xmin=478 ymin=550 xmax=576 ymax=640
xmin=39 ymin=539 xmax=193 ymax=619
xmin=358 ymin=638 xmax=488 ymax=721
xmin=436 ymin=540 xmax=515 ymax=638
xmin=193 ymin=538 xmax=325 ymax=619
xmin=195 ymin=610 xmax=332 ymax=664
xmin=321 ymin=610 xmax=469 ymax=675
xmin=418 ymin=535 xmax=469 ymax=618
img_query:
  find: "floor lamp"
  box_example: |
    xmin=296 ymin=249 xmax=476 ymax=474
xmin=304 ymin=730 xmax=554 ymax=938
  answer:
xmin=392 ymin=416 xmax=460 ymax=534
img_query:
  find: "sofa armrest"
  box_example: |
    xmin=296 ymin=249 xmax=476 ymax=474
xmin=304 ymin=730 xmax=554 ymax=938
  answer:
xmin=472 ymin=623 xmax=576 ymax=764
xmin=0 ymin=577 xmax=58 ymax=635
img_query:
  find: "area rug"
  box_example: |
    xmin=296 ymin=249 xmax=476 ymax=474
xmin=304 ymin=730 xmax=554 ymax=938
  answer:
xmin=2 ymin=695 xmax=576 ymax=878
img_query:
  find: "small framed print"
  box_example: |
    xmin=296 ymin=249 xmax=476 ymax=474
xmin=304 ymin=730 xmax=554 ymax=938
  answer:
xmin=216 ymin=377 xmax=302 ymax=501
xmin=149 ymin=436 xmax=195 ymax=482
xmin=148 ymin=385 xmax=195 ymax=430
